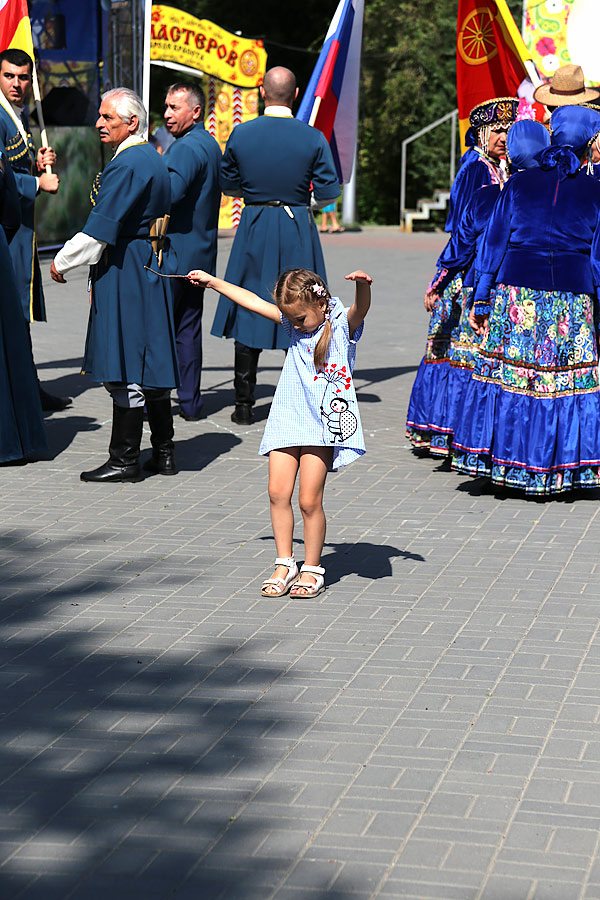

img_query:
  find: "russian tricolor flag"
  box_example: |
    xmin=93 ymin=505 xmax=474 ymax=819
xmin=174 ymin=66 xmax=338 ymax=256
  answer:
xmin=296 ymin=0 xmax=364 ymax=184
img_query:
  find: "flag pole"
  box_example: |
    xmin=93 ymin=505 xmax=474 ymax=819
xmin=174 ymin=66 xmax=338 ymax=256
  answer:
xmin=342 ymin=146 xmax=357 ymax=225
xmin=30 ymin=60 xmax=51 ymax=174
xmin=142 ymin=0 xmax=152 ymax=137
xmin=308 ymin=95 xmax=322 ymax=127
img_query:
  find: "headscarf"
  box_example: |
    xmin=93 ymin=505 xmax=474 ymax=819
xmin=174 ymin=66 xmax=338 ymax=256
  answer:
xmin=506 ymin=120 xmax=550 ymax=171
xmin=537 ymin=106 xmax=600 ymax=180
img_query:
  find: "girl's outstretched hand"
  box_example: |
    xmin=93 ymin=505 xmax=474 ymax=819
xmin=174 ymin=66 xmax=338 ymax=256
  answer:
xmin=187 ymin=269 xmax=212 ymax=287
xmin=345 ymin=270 xmax=373 ymax=284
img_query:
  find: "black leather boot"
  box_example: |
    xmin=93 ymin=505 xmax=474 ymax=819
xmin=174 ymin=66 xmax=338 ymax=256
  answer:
xmin=144 ymin=398 xmax=177 ymax=475
xmin=231 ymin=342 xmax=260 ymax=425
xmin=81 ymin=403 xmax=144 ymax=483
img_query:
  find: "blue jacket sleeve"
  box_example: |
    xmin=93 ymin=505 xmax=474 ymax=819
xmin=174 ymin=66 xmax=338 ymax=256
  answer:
xmin=472 ymin=184 xmax=514 ymax=315
xmin=166 ymin=140 xmax=206 ymax=205
xmin=220 ymin=133 xmax=242 ymax=196
xmin=13 ymin=170 xmax=37 ymax=202
xmin=427 ymin=197 xmax=481 ymax=295
xmin=591 ymin=208 xmax=600 ymax=296
xmin=446 ymin=160 xmax=492 ymax=234
xmin=311 ymin=133 xmax=340 ymax=203
xmin=82 ymin=162 xmax=146 ymax=245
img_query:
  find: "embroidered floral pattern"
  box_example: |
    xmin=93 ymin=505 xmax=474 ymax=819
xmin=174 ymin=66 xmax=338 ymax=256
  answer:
xmin=424 ymin=273 xmax=463 ymax=363
xmin=452 ymin=449 xmax=600 ymax=496
xmin=449 ymin=286 xmax=482 ymax=371
xmin=473 ymin=284 xmax=599 ymax=397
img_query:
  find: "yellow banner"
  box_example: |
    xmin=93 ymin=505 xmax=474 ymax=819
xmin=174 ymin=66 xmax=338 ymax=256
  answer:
xmin=204 ymin=77 xmax=259 ymax=229
xmin=150 ymin=5 xmax=267 ymax=87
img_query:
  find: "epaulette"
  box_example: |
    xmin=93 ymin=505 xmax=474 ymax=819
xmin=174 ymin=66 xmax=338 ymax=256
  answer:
xmin=89 ymin=171 xmax=101 ymax=206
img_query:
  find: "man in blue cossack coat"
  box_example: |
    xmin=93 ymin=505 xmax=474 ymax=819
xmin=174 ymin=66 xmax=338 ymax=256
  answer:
xmin=0 ymin=48 xmax=70 ymax=412
xmin=163 ymin=82 xmax=221 ymax=422
xmin=51 ymin=88 xmax=179 ymax=483
xmin=210 ymin=66 xmax=340 ymax=425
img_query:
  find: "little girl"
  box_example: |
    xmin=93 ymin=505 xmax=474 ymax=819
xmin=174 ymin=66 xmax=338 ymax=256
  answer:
xmin=187 ymin=266 xmax=373 ymax=597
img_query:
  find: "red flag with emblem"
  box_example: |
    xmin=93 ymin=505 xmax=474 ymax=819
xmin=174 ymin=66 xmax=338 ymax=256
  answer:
xmin=457 ymin=0 xmax=532 ymax=150
xmin=0 ymin=0 xmax=34 ymax=57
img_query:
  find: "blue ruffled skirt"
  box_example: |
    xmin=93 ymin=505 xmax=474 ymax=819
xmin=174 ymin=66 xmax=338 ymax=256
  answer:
xmin=406 ymin=274 xmax=467 ymax=455
xmin=451 ymin=284 xmax=600 ymax=495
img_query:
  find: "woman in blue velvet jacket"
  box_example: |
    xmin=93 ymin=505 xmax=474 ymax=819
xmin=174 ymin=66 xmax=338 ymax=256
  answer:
xmin=406 ymin=97 xmax=518 ymax=456
xmin=407 ymin=121 xmax=550 ymax=457
xmin=451 ymin=106 xmax=600 ymax=495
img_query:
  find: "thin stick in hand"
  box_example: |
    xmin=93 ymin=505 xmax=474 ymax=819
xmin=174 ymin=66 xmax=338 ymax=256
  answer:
xmin=143 ymin=266 xmax=188 ymax=278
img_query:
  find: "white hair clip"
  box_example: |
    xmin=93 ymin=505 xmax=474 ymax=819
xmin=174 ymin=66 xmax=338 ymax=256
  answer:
xmin=311 ymin=283 xmax=327 ymax=297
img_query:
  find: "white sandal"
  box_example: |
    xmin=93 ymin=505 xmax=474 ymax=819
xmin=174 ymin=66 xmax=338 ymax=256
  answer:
xmin=290 ymin=564 xmax=326 ymax=597
xmin=261 ymin=557 xmax=299 ymax=597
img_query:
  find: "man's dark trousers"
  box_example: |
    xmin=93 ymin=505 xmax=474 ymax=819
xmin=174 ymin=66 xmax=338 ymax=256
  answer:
xmin=174 ymin=279 xmax=204 ymax=418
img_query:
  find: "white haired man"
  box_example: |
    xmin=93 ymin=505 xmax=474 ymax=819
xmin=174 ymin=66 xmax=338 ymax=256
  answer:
xmin=50 ymin=88 xmax=179 ymax=483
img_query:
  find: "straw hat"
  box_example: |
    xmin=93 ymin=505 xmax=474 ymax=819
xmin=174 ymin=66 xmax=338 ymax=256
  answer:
xmin=534 ymin=64 xmax=600 ymax=107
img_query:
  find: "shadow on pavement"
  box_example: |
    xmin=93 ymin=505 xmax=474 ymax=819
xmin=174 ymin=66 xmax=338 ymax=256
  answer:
xmin=354 ymin=365 xmax=418 ymax=387
xmin=160 ymin=431 xmax=242 ymax=473
xmin=320 ymin=540 xmax=423 ymax=587
xmin=0 ymin=530 xmax=372 ymax=899
xmin=44 ymin=414 xmax=102 ymax=457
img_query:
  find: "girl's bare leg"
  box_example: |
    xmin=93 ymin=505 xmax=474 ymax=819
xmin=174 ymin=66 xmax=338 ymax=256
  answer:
xmin=264 ymin=448 xmax=300 ymax=594
xmin=294 ymin=446 xmax=332 ymax=593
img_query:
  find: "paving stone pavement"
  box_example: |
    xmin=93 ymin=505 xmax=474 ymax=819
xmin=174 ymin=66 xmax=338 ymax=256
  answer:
xmin=2 ymin=229 xmax=600 ymax=899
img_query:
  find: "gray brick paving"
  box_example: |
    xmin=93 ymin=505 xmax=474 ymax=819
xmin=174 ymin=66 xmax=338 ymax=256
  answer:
xmin=1 ymin=229 xmax=600 ymax=897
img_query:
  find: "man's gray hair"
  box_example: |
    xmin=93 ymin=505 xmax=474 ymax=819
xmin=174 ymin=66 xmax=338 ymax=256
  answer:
xmin=102 ymin=87 xmax=147 ymax=135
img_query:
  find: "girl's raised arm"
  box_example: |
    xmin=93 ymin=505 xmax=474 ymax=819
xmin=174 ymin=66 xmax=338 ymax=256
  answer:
xmin=345 ymin=270 xmax=373 ymax=337
xmin=187 ymin=270 xmax=281 ymax=323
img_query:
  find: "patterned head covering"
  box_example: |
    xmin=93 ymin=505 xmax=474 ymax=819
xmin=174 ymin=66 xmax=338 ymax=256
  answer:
xmin=469 ymin=97 xmax=519 ymax=130
xmin=465 ymin=97 xmax=519 ymax=148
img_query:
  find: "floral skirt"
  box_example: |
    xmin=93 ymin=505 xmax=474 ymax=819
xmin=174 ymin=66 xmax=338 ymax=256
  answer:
xmin=451 ymin=284 xmax=600 ymax=494
xmin=406 ymin=275 xmax=477 ymax=455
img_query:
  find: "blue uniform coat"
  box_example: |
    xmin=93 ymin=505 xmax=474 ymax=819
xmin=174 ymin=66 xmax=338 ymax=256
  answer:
xmin=164 ymin=121 xmax=221 ymax=272
xmin=0 ymin=105 xmax=45 ymax=322
xmin=0 ymin=148 xmax=47 ymax=460
xmin=81 ymin=142 xmax=179 ymax=389
xmin=210 ymin=115 xmax=340 ymax=350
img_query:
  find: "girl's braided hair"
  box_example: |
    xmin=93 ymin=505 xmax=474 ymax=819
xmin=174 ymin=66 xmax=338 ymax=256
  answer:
xmin=274 ymin=268 xmax=332 ymax=369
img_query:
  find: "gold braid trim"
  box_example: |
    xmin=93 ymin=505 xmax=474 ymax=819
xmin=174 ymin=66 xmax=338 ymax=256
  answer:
xmin=89 ymin=172 xmax=102 ymax=207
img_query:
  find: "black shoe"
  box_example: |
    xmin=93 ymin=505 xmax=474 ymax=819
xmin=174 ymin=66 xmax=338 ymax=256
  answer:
xmin=231 ymin=405 xmax=253 ymax=425
xmin=80 ymin=460 xmax=143 ymax=483
xmin=81 ymin=403 xmax=144 ymax=483
xmin=143 ymin=450 xmax=177 ymax=476
xmin=39 ymin=386 xmax=72 ymax=411
xmin=179 ymin=409 xmax=206 ymax=422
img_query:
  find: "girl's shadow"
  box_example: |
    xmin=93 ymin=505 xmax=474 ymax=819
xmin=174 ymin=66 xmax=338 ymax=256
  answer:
xmin=320 ymin=541 xmax=424 ymax=587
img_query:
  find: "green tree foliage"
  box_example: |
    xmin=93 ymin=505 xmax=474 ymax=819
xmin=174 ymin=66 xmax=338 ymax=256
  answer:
xmin=359 ymin=0 xmax=458 ymax=224
xmin=36 ymin=127 xmax=105 ymax=245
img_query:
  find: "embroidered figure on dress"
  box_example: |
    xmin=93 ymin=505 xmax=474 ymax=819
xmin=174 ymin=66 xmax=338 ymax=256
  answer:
xmin=321 ymin=397 xmax=357 ymax=443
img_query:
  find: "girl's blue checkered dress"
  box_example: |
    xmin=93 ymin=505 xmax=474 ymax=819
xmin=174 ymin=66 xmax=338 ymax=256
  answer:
xmin=259 ymin=297 xmax=366 ymax=470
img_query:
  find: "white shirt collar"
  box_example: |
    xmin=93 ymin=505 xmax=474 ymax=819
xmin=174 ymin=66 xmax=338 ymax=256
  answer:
xmin=113 ymin=133 xmax=146 ymax=158
xmin=264 ymin=105 xmax=293 ymax=118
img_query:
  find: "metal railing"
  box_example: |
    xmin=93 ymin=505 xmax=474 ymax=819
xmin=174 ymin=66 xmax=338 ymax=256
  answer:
xmin=400 ymin=109 xmax=458 ymax=226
